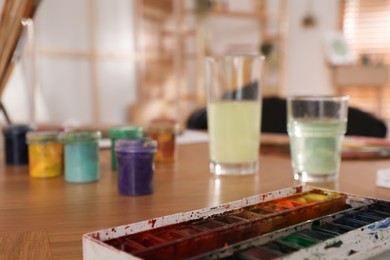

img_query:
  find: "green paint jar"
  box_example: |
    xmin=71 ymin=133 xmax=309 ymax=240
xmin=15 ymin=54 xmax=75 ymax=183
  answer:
xmin=59 ymin=131 xmax=101 ymax=183
xmin=108 ymin=126 xmax=143 ymax=170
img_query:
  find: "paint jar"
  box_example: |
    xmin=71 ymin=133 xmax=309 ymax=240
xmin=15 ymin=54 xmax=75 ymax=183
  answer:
xmin=2 ymin=124 xmax=31 ymax=165
xmin=59 ymin=131 xmax=101 ymax=183
xmin=26 ymin=131 xmax=63 ymax=178
xmin=147 ymin=119 xmax=179 ymax=163
xmin=115 ymin=138 xmax=157 ymax=196
xmin=108 ymin=125 xmax=143 ymax=170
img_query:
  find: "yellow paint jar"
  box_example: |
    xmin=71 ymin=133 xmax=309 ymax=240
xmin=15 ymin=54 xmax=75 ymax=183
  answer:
xmin=26 ymin=131 xmax=63 ymax=178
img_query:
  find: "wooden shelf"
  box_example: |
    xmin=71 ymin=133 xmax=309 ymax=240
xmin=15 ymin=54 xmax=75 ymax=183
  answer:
xmin=209 ymin=9 xmax=281 ymax=20
xmin=132 ymin=0 xmax=288 ymax=128
xmin=202 ymin=1 xmax=288 ymax=97
xmin=332 ymin=65 xmax=389 ymax=87
xmin=332 ymin=65 xmax=390 ymax=116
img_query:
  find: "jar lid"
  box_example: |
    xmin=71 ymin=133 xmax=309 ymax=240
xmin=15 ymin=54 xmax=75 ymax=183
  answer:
xmin=34 ymin=124 xmax=67 ymax=132
xmin=59 ymin=131 xmax=101 ymax=143
xmin=3 ymin=124 xmax=31 ymax=136
xmin=108 ymin=125 xmax=143 ymax=139
xmin=147 ymin=118 xmax=180 ymax=134
xmin=26 ymin=131 xmax=60 ymax=143
xmin=115 ymin=138 xmax=157 ymax=153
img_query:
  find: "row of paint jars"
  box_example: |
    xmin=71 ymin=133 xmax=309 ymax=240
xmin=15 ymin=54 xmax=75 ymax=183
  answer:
xmin=3 ymin=120 xmax=178 ymax=191
xmin=26 ymin=130 xmax=102 ymax=182
xmin=4 ymin=120 xmax=178 ymax=167
xmin=3 ymin=124 xmax=101 ymax=183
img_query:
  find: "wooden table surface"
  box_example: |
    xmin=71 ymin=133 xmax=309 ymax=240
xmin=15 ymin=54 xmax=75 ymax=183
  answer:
xmin=1 ymin=136 xmax=390 ymax=259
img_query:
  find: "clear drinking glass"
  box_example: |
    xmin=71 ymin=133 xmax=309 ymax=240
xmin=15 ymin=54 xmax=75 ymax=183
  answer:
xmin=205 ymin=55 xmax=264 ymax=175
xmin=287 ymin=95 xmax=349 ymax=182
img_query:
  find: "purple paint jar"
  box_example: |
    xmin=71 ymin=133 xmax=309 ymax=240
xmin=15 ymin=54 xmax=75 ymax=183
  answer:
xmin=115 ymin=138 xmax=157 ymax=196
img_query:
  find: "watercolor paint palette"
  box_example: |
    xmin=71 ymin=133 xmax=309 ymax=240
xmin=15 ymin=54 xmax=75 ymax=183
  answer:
xmin=83 ymin=186 xmax=390 ymax=259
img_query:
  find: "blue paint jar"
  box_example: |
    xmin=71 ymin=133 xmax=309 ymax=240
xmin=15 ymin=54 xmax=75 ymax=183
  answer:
xmin=115 ymin=138 xmax=157 ymax=196
xmin=59 ymin=131 xmax=101 ymax=183
xmin=2 ymin=124 xmax=31 ymax=165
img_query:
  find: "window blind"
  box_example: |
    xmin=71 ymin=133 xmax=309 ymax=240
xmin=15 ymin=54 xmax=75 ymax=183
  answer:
xmin=342 ymin=0 xmax=390 ymax=119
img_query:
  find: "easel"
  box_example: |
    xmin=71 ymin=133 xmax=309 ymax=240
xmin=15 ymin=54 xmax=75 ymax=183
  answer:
xmin=0 ymin=102 xmax=11 ymax=124
xmin=0 ymin=0 xmax=40 ymax=125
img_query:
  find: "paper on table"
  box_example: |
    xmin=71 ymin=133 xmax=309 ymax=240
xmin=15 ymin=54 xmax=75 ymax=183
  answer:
xmin=176 ymin=130 xmax=209 ymax=144
xmin=99 ymin=139 xmax=111 ymax=149
xmin=377 ymin=168 xmax=390 ymax=189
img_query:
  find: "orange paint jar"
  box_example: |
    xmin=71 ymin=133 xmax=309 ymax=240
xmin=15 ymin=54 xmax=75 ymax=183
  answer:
xmin=147 ymin=119 xmax=179 ymax=163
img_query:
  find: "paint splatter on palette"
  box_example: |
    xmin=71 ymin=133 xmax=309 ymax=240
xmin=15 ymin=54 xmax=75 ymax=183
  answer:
xmin=83 ymin=186 xmax=390 ymax=259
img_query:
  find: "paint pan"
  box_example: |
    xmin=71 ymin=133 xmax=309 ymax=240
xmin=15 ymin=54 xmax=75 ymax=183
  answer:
xmin=233 ymin=210 xmax=263 ymax=220
xmin=103 ymin=189 xmax=348 ymax=258
xmin=314 ymin=222 xmax=353 ymax=235
xmin=248 ymin=207 xmax=278 ymax=215
xmin=193 ymin=201 xmax=390 ymax=259
xmin=371 ymin=202 xmax=390 ymax=212
xmin=234 ymin=246 xmax=282 ymax=259
xmin=154 ymin=229 xmax=186 ymax=240
xmin=85 ymin=187 xmax=390 ymax=259
xmin=213 ymin=215 xmax=247 ymax=224
xmin=192 ymin=219 xmax=228 ymax=230
xmin=346 ymin=212 xmax=383 ymax=222
xmin=278 ymin=233 xmax=321 ymax=248
xmin=130 ymin=234 xmax=167 ymax=247
xmin=259 ymin=241 xmax=299 ymax=254
xmin=364 ymin=209 xmax=390 ymax=219
xmin=174 ymin=226 xmax=206 ymax=236
xmin=295 ymin=229 xmax=337 ymax=241
xmin=333 ymin=216 xmax=371 ymax=228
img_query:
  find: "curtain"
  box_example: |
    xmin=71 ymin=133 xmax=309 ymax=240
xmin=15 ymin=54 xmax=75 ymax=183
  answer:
xmin=341 ymin=0 xmax=390 ymax=119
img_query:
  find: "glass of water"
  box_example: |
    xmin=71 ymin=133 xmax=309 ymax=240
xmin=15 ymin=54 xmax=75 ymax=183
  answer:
xmin=206 ymin=55 xmax=264 ymax=175
xmin=287 ymin=95 xmax=349 ymax=182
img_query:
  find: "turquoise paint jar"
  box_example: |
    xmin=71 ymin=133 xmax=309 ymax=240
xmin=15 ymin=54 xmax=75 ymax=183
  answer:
xmin=59 ymin=131 xmax=101 ymax=183
xmin=108 ymin=126 xmax=143 ymax=170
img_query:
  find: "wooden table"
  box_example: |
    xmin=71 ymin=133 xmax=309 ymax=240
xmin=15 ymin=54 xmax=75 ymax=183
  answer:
xmin=1 ymin=136 xmax=390 ymax=259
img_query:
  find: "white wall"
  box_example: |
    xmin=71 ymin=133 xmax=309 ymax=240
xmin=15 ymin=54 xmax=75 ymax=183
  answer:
xmin=2 ymin=0 xmax=341 ymax=125
xmin=284 ymin=0 xmax=340 ymax=95
xmin=2 ymin=0 xmax=138 ymax=126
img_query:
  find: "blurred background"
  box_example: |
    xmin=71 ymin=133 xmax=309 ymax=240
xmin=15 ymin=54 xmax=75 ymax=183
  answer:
xmin=1 ymin=0 xmax=389 ymax=130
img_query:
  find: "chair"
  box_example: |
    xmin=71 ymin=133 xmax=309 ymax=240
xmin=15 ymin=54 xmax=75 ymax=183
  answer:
xmin=187 ymin=96 xmax=387 ymax=138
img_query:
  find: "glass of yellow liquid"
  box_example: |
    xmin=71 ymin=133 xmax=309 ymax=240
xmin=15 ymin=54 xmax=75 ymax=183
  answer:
xmin=287 ymin=96 xmax=349 ymax=182
xmin=205 ymin=55 xmax=264 ymax=175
